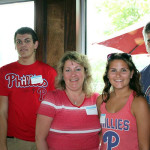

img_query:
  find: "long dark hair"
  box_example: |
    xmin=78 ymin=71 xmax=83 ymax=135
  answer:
xmin=102 ymin=53 xmax=144 ymax=102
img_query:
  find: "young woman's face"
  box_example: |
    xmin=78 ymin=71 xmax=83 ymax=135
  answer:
xmin=63 ymin=60 xmax=85 ymax=92
xmin=107 ymin=59 xmax=133 ymax=90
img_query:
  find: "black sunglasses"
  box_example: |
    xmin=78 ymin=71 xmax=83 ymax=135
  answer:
xmin=107 ymin=53 xmax=131 ymax=61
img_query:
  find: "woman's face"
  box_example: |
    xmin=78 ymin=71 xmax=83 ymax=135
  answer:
xmin=107 ymin=59 xmax=133 ymax=90
xmin=63 ymin=60 xmax=85 ymax=92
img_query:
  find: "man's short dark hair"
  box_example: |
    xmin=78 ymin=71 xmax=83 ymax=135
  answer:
xmin=144 ymin=22 xmax=150 ymax=34
xmin=14 ymin=27 xmax=38 ymax=44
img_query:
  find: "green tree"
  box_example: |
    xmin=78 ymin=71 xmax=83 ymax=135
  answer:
xmin=88 ymin=0 xmax=150 ymax=93
xmin=97 ymin=0 xmax=150 ymax=35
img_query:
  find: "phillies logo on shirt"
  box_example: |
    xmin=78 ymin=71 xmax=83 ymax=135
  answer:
xmin=5 ymin=73 xmax=48 ymax=88
xmin=5 ymin=73 xmax=48 ymax=101
xmin=37 ymin=88 xmax=47 ymax=101
xmin=100 ymin=115 xmax=130 ymax=150
xmin=103 ymin=130 xmax=120 ymax=150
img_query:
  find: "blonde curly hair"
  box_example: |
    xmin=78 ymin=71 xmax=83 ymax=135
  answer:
xmin=55 ymin=51 xmax=93 ymax=97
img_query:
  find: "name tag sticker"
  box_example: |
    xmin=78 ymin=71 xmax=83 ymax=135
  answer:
xmin=100 ymin=114 xmax=106 ymax=124
xmin=31 ymin=75 xmax=43 ymax=84
xmin=86 ymin=105 xmax=98 ymax=115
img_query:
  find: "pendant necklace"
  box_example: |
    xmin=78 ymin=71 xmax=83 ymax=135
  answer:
xmin=74 ymin=101 xmax=77 ymax=105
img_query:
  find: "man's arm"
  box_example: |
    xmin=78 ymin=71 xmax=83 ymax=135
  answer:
xmin=0 ymin=96 xmax=8 ymax=150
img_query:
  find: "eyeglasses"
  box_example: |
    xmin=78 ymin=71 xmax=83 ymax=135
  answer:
xmin=107 ymin=53 xmax=131 ymax=61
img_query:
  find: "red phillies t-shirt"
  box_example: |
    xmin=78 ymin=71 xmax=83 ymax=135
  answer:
xmin=0 ymin=61 xmax=57 ymax=141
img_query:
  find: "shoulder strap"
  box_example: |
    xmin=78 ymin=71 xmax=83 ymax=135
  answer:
xmin=127 ymin=91 xmax=135 ymax=110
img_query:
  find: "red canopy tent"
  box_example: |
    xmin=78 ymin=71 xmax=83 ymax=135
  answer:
xmin=98 ymin=26 xmax=147 ymax=55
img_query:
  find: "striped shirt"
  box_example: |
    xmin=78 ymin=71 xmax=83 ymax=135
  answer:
xmin=38 ymin=90 xmax=101 ymax=150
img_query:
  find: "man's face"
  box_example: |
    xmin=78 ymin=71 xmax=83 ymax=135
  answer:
xmin=145 ymin=33 xmax=150 ymax=53
xmin=15 ymin=34 xmax=38 ymax=59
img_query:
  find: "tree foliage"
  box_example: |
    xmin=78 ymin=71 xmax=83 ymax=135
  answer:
xmin=96 ymin=0 xmax=150 ymax=35
xmin=89 ymin=0 xmax=150 ymax=93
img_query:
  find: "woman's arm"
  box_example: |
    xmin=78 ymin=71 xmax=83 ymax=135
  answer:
xmin=132 ymin=96 xmax=150 ymax=150
xmin=96 ymin=95 xmax=103 ymax=149
xmin=35 ymin=114 xmax=53 ymax=150
xmin=96 ymin=95 xmax=103 ymax=117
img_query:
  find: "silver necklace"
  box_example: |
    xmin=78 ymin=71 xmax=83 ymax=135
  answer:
xmin=74 ymin=101 xmax=77 ymax=105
